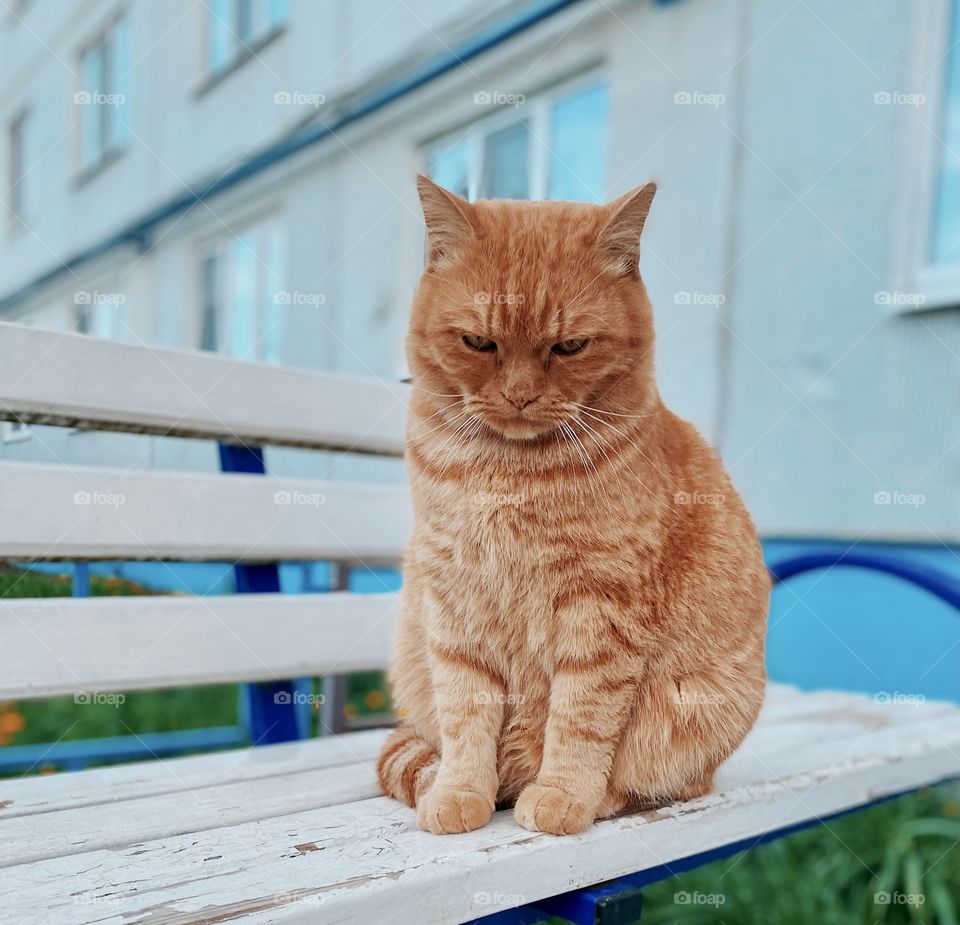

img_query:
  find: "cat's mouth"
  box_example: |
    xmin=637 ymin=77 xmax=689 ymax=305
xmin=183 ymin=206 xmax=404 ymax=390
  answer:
xmin=482 ymin=412 xmax=561 ymax=442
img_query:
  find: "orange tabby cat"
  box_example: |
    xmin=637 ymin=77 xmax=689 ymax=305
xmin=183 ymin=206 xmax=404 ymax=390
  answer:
xmin=377 ymin=176 xmax=769 ymax=836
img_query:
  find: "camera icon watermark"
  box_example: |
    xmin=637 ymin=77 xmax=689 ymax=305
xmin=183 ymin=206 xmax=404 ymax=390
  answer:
xmin=74 ymin=91 xmax=126 ymax=108
xmin=274 ymin=290 xmax=326 ymax=306
xmin=273 ymin=490 xmax=326 ymax=507
xmin=673 ymin=90 xmax=726 ymax=108
xmin=74 ymin=490 xmax=126 ymax=508
xmin=273 ymin=90 xmax=326 ymax=107
xmin=74 ymin=290 xmax=125 ymax=306
xmin=74 ymin=691 xmax=126 ymax=707
xmin=873 ymin=91 xmax=925 ymax=107
xmin=473 ymin=291 xmax=525 ymax=307
xmin=874 ymin=290 xmax=925 ymax=308
xmin=673 ymin=290 xmax=726 ymax=306
xmin=274 ymin=691 xmax=326 ymax=706
xmin=473 ymin=90 xmax=525 ymax=108
xmin=675 ymin=891 xmax=726 ymax=906
xmin=875 ymin=891 xmax=925 ymax=906
xmin=872 ymin=490 xmax=925 ymax=508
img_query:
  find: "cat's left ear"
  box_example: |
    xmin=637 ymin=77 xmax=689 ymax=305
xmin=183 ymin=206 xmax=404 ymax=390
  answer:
xmin=597 ymin=182 xmax=657 ymax=277
xmin=416 ymin=174 xmax=476 ymax=269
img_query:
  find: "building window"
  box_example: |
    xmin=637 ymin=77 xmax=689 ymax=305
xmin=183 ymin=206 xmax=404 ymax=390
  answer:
xmin=74 ymin=299 xmax=122 ymax=339
xmin=206 ymin=0 xmax=287 ymax=77
xmin=78 ymin=15 xmax=131 ymax=175
xmin=932 ymin=0 xmax=960 ymax=268
xmin=2 ymin=419 xmax=30 ymax=444
xmin=198 ymin=219 xmax=285 ymax=364
xmin=425 ymin=78 xmax=609 ymax=203
xmin=8 ymin=109 xmax=36 ymax=225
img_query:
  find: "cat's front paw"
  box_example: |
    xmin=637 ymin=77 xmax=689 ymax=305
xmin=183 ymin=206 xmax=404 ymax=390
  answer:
xmin=514 ymin=783 xmax=594 ymax=835
xmin=416 ymin=784 xmax=494 ymax=835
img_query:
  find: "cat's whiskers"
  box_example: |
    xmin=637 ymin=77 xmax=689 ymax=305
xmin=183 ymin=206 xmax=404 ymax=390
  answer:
xmin=575 ymin=408 xmax=662 ymax=496
xmin=410 ymin=404 xmax=471 ymax=441
xmin=412 ymin=385 xmax=467 ymax=399
xmin=574 ymin=402 xmax=663 ymax=421
xmin=431 ymin=411 xmax=484 ymax=462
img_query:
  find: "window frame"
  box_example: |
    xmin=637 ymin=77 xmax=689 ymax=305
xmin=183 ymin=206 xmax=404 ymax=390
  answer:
xmin=423 ymin=71 xmax=609 ymax=203
xmin=198 ymin=0 xmax=287 ymax=92
xmin=2 ymin=419 xmax=31 ymax=444
xmin=890 ymin=0 xmax=960 ymax=313
xmin=7 ymin=108 xmax=32 ymax=227
xmin=194 ymin=214 xmax=286 ymax=365
xmin=75 ymin=11 xmax=131 ymax=181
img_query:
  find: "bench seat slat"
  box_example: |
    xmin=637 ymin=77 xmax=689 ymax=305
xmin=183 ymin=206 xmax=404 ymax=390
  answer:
xmin=0 ymin=591 xmax=399 ymax=700
xmin=1 ymin=685 xmax=958 ymax=924
xmin=0 ymin=728 xmax=388 ymax=819
xmin=0 ymin=757 xmax=384 ymax=868
xmin=0 ymin=462 xmax=412 ymax=563
xmin=0 ymin=322 xmax=407 ymax=454
xmin=1 ymin=687 xmax=955 ymax=869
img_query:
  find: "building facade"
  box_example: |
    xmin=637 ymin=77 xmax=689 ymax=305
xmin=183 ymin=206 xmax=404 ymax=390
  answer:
xmin=1 ymin=0 xmax=958 ymax=546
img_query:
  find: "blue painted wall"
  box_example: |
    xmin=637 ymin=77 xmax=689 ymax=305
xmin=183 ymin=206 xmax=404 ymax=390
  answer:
xmin=764 ymin=540 xmax=959 ymax=703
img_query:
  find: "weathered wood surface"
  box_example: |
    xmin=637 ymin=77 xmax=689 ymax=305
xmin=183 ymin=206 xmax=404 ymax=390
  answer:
xmin=0 ymin=322 xmax=407 ymax=454
xmin=0 ymin=592 xmax=398 ymax=700
xmin=0 ymin=462 xmax=412 ymax=562
xmin=1 ymin=684 xmax=958 ymax=925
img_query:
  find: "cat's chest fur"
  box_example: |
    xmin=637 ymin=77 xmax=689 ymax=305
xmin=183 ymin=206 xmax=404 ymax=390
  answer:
xmin=414 ymin=469 xmax=630 ymax=667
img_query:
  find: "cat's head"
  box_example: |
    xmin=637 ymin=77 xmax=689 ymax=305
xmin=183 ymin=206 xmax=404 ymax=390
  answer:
xmin=407 ymin=176 xmax=658 ymax=442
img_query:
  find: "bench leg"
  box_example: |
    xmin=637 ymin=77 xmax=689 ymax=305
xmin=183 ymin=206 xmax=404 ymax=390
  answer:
xmin=219 ymin=444 xmax=301 ymax=745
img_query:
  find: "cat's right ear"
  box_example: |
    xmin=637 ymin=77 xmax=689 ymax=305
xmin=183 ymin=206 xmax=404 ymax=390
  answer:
xmin=416 ymin=174 xmax=475 ymax=268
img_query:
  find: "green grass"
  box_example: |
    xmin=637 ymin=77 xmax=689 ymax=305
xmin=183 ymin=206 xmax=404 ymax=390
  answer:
xmin=2 ymin=567 xmax=957 ymax=922
xmin=638 ymin=786 xmax=960 ymax=924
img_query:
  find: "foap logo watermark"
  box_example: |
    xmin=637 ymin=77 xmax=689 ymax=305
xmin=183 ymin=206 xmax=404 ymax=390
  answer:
xmin=73 ymin=894 xmax=121 ymax=908
xmin=674 ymin=290 xmax=726 ymax=306
xmin=75 ymin=691 xmax=126 ymax=707
xmin=875 ymin=891 xmax=925 ymax=907
xmin=873 ymin=91 xmax=925 ymax=108
xmin=873 ymin=490 xmax=925 ymax=508
xmin=874 ymin=291 xmax=925 ymax=308
xmin=475 ymin=691 xmax=525 ymax=706
xmin=74 ymin=290 xmax=125 ymax=305
xmin=673 ymin=90 xmax=725 ymax=108
xmin=273 ymin=90 xmax=326 ymax=107
xmin=673 ymin=689 xmax=726 ymax=707
xmin=469 ymin=490 xmax=527 ymax=510
xmin=474 ymin=291 xmax=525 ymax=306
xmin=74 ymin=490 xmax=125 ymax=508
xmin=272 ymin=892 xmax=327 ymax=908
xmin=473 ymin=90 xmax=525 ymax=108
xmin=475 ymin=891 xmax=526 ymax=906
xmin=74 ymin=90 xmax=125 ymax=108
xmin=274 ymin=290 xmax=326 ymax=306
xmin=674 ymin=490 xmax=725 ymax=507
xmin=675 ymin=891 xmax=726 ymax=907
xmin=274 ymin=691 xmax=325 ymax=707
xmin=273 ymin=490 xmax=326 ymax=507
xmin=874 ymin=691 xmax=926 ymax=706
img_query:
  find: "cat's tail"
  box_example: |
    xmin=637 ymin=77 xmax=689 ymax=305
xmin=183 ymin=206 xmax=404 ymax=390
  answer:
xmin=376 ymin=723 xmax=439 ymax=807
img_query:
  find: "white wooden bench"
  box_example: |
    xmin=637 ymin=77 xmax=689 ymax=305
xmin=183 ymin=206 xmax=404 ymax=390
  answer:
xmin=1 ymin=320 xmax=959 ymax=925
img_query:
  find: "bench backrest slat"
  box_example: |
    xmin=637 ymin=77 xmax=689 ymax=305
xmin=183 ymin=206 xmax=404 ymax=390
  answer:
xmin=0 ymin=320 xmax=409 ymax=705
xmin=0 ymin=592 xmax=398 ymax=700
xmin=0 ymin=323 xmax=408 ymax=454
xmin=0 ymin=462 xmax=412 ymax=562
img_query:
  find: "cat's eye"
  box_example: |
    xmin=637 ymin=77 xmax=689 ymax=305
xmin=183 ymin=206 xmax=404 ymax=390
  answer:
xmin=551 ymin=338 xmax=588 ymax=356
xmin=463 ymin=334 xmax=496 ymax=352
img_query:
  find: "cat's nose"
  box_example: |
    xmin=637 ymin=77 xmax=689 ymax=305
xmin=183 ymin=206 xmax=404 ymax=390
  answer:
xmin=502 ymin=392 xmax=540 ymax=411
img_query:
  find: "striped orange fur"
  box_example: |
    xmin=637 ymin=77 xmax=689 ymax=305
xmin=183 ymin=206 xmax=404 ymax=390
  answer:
xmin=376 ymin=176 xmax=769 ymax=835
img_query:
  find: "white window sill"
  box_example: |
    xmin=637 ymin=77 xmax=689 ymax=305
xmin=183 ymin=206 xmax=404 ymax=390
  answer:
xmin=886 ymin=265 xmax=960 ymax=315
